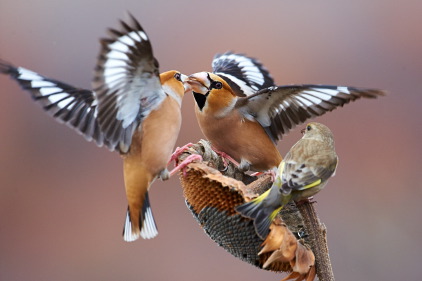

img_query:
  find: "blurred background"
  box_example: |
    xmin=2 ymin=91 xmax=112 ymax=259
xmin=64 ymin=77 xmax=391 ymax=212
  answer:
xmin=0 ymin=0 xmax=421 ymax=280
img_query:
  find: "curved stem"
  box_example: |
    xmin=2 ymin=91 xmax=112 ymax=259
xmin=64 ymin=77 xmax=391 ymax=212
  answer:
xmin=296 ymin=199 xmax=335 ymax=281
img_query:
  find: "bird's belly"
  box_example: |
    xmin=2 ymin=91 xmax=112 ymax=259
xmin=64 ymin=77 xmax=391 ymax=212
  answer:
xmin=127 ymin=98 xmax=182 ymax=176
xmin=197 ymin=113 xmax=281 ymax=171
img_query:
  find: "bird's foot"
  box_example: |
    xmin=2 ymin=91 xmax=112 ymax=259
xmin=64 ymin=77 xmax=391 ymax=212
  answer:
xmin=158 ymin=168 xmax=170 ymax=181
xmin=169 ymin=154 xmax=203 ymax=177
xmin=168 ymin=143 xmax=194 ymax=166
xmin=238 ymin=159 xmax=251 ymax=172
xmin=295 ymin=197 xmax=316 ymax=206
xmin=250 ymin=169 xmax=276 ymax=181
xmin=211 ymin=146 xmax=240 ymax=168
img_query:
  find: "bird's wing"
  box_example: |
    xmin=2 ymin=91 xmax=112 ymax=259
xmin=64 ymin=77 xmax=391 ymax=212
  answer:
xmin=282 ymin=140 xmax=338 ymax=191
xmin=212 ymin=52 xmax=275 ymax=97
xmin=239 ymin=85 xmax=385 ymax=142
xmin=282 ymin=161 xmax=321 ymax=191
xmin=93 ymin=13 xmax=166 ymax=153
xmin=0 ymin=60 xmax=115 ymax=150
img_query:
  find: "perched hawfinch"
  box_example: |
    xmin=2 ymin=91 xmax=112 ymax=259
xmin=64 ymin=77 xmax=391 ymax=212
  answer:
xmin=187 ymin=52 xmax=384 ymax=172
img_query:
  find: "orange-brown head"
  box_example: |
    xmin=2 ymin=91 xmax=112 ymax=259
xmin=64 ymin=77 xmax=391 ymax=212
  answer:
xmin=187 ymin=72 xmax=238 ymax=117
xmin=159 ymin=70 xmax=189 ymax=105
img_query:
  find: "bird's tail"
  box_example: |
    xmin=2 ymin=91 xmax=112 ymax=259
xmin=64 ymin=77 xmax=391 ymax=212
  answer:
xmin=235 ymin=189 xmax=282 ymax=240
xmin=123 ymin=192 xmax=158 ymax=242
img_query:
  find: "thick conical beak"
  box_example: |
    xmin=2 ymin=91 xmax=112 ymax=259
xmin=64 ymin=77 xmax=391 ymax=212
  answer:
xmin=187 ymin=73 xmax=210 ymax=94
xmin=180 ymin=73 xmax=192 ymax=92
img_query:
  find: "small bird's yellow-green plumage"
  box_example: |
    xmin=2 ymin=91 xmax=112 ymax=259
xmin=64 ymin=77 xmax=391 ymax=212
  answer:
xmin=235 ymin=122 xmax=338 ymax=240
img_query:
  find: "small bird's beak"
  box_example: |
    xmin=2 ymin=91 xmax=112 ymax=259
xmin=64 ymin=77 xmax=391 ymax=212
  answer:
xmin=187 ymin=73 xmax=209 ymax=94
xmin=180 ymin=74 xmax=192 ymax=92
xmin=301 ymin=128 xmax=306 ymax=134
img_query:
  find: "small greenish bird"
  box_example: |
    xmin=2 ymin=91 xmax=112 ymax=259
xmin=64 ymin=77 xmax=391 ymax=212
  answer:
xmin=236 ymin=122 xmax=338 ymax=240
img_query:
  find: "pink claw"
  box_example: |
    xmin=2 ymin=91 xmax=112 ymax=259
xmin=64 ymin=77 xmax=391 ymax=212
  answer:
xmin=211 ymin=146 xmax=240 ymax=167
xmin=168 ymin=143 xmax=194 ymax=166
xmin=250 ymin=170 xmax=277 ymax=181
xmin=169 ymin=154 xmax=203 ymax=177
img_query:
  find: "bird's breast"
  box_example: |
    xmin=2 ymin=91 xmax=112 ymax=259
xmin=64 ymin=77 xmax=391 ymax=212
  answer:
xmin=195 ymin=109 xmax=281 ymax=171
xmin=126 ymin=97 xmax=182 ymax=176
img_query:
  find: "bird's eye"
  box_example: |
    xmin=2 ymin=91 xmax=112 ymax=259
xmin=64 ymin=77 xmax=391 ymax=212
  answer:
xmin=211 ymin=81 xmax=223 ymax=90
xmin=174 ymin=72 xmax=182 ymax=82
xmin=307 ymin=125 xmax=312 ymax=131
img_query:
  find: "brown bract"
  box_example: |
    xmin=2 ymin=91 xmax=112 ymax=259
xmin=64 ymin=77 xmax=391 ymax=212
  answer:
xmin=176 ymin=140 xmax=316 ymax=281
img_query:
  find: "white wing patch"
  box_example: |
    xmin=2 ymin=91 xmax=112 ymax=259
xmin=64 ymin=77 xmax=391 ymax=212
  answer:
xmin=336 ymin=86 xmax=350 ymax=94
xmin=17 ymin=67 xmax=76 ymax=110
xmin=217 ymin=53 xmax=265 ymax=87
xmin=295 ymin=95 xmax=313 ymax=107
xmin=299 ymin=93 xmax=324 ymax=105
xmin=17 ymin=67 xmax=43 ymax=80
xmin=247 ymin=84 xmax=384 ymax=142
xmin=215 ymin=72 xmax=256 ymax=96
xmin=103 ymin=31 xmax=145 ymax=89
xmin=101 ymin=29 xmax=160 ymax=129
xmin=30 ymin=80 xmax=55 ymax=87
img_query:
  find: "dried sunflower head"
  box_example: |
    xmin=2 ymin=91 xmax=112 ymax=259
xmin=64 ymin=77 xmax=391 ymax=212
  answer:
xmin=177 ymin=140 xmax=316 ymax=281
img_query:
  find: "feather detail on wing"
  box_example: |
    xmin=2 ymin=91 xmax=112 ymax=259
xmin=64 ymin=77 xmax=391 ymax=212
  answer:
xmin=212 ymin=52 xmax=275 ymax=97
xmin=93 ymin=13 xmax=166 ymax=153
xmin=0 ymin=60 xmax=117 ymax=150
xmin=239 ymin=84 xmax=385 ymax=142
xmin=282 ymin=139 xmax=338 ymax=191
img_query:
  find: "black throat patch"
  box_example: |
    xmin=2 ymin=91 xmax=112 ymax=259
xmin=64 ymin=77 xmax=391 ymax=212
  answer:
xmin=193 ymin=91 xmax=208 ymax=111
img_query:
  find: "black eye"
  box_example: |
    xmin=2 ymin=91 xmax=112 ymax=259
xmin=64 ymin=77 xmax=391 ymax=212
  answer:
xmin=174 ymin=72 xmax=182 ymax=82
xmin=211 ymin=81 xmax=223 ymax=90
xmin=307 ymin=125 xmax=312 ymax=131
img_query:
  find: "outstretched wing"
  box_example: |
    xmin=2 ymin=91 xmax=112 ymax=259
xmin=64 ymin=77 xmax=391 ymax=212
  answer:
xmin=93 ymin=13 xmax=166 ymax=153
xmin=240 ymin=85 xmax=385 ymax=142
xmin=0 ymin=60 xmax=115 ymax=149
xmin=212 ymin=52 xmax=275 ymax=97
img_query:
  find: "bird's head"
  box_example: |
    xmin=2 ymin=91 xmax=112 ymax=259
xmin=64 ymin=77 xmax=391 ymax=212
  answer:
xmin=187 ymin=72 xmax=238 ymax=115
xmin=159 ymin=70 xmax=189 ymax=103
xmin=301 ymin=122 xmax=335 ymax=145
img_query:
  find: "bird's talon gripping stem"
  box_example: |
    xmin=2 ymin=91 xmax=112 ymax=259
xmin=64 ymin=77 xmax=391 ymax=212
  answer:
xmin=169 ymin=154 xmax=203 ymax=177
xmin=250 ymin=170 xmax=277 ymax=181
xmin=169 ymin=143 xmax=194 ymax=166
xmin=211 ymin=146 xmax=240 ymax=168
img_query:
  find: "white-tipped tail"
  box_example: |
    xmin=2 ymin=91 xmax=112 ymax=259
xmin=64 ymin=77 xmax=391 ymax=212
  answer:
xmin=140 ymin=206 xmax=158 ymax=239
xmin=123 ymin=209 xmax=140 ymax=242
xmin=122 ymin=192 xmax=158 ymax=242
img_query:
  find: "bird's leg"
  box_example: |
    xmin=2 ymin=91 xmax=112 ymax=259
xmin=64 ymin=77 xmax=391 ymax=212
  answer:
xmin=158 ymin=168 xmax=170 ymax=181
xmin=250 ymin=169 xmax=277 ymax=181
xmin=169 ymin=154 xmax=203 ymax=177
xmin=211 ymin=146 xmax=240 ymax=167
xmin=295 ymin=197 xmax=316 ymax=206
xmin=168 ymin=143 xmax=194 ymax=166
xmin=238 ymin=159 xmax=251 ymax=172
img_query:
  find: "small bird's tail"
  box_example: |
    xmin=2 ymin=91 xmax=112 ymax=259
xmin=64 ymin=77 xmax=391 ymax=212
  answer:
xmin=123 ymin=192 xmax=158 ymax=242
xmin=235 ymin=189 xmax=282 ymax=240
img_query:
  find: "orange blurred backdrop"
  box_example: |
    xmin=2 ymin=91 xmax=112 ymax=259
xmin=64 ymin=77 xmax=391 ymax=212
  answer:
xmin=1 ymin=1 xmax=421 ymax=280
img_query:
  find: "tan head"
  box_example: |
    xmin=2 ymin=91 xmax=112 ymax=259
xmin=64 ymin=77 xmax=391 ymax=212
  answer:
xmin=301 ymin=122 xmax=335 ymax=146
xmin=187 ymin=72 xmax=238 ymax=116
xmin=159 ymin=70 xmax=189 ymax=104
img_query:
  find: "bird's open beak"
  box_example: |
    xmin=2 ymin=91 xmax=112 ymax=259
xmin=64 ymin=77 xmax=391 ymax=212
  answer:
xmin=187 ymin=73 xmax=209 ymax=95
xmin=180 ymin=74 xmax=192 ymax=92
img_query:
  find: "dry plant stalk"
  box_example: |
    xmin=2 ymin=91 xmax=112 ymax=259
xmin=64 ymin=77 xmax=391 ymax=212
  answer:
xmin=297 ymin=200 xmax=335 ymax=281
xmin=175 ymin=140 xmax=334 ymax=281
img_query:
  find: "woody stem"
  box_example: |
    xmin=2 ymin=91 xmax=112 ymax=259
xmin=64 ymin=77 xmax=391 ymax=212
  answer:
xmin=296 ymin=199 xmax=335 ymax=281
